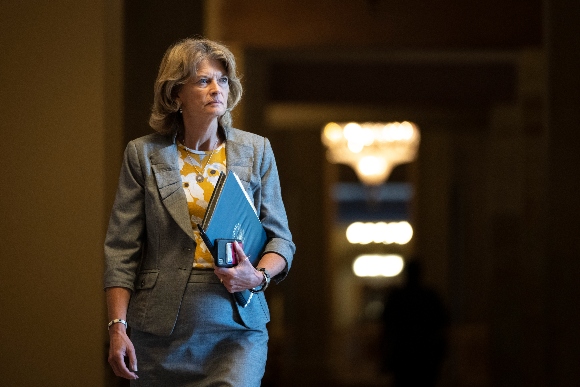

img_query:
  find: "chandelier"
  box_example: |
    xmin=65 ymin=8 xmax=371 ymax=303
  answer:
xmin=321 ymin=121 xmax=420 ymax=185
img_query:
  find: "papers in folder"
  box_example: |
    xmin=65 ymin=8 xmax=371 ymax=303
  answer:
xmin=198 ymin=170 xmax=267 ymax=307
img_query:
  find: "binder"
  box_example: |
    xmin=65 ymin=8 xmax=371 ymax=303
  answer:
xmin=198 ymin=170 xmax=267 ymax=307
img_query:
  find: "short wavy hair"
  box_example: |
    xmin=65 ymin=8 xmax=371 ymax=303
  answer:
xmin=149 ymin=38 xmax=243 ymax=135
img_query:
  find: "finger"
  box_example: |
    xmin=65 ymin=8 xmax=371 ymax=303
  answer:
xmin=214 ymin=267 xmax=228 ymax=279
xmin=233 ymin=242 xmax=248 ymax=263
xmin=110 ymin=352 xmax=136 ymax=379
xmin=233 ymin=241 xmax=245 ymax=258
xmin=121 ymin=355 xmax=138 ymax=379
xmin=127 ymin=343 xmax=139 ymax=374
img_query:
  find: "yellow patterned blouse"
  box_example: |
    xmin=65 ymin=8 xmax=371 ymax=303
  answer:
xmin=177 ymin=141 xmax=227 ymax=268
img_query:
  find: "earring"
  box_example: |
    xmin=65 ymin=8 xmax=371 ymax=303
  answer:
xmin=179 ymin=107 xmax=183 ymax=113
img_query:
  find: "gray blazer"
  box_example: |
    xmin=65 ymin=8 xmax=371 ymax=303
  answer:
xmin=104 ymin=127 xmax=295 ymax=336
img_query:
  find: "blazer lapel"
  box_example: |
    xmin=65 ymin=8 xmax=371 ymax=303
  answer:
xmin=150 ymin=144 xmax=195 ymax=240
xmin=225 ymin=134 xmax=254 ymax=186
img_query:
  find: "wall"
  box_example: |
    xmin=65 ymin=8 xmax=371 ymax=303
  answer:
xmin=123 ymin=0 xmax=205 ymax=144
xmin=0 ymin=1 xmax=123 ymax=385
xmin=545 ymin=1 xmax=580 ymax=384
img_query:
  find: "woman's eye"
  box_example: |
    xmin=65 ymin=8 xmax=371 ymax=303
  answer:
xmin=198 ymin=78 xmax=208 ymax=85
xmin=219 ymin=77 xmax=229 ymax=84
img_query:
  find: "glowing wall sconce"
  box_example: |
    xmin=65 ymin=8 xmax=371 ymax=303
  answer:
xmin=353 ymin=254 xmax=405 ymax=277
xmin=321 ymin=121 xmax=420 ymax=185
xmin=346 ymin=221 xmax=413 ymax=245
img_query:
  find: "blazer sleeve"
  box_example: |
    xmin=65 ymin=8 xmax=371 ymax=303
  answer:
xmin=257 ymin=137 xmax=296 ymax=283
xmin=103 ymin=141 xmax=146 ymax=291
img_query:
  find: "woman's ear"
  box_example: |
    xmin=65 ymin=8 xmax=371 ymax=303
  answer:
xmin=172 ymin=84 xmax=182 ymax=101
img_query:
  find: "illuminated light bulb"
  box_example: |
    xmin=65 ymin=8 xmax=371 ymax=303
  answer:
xmin=322 ymin=122 xmax=344 ymax=145
xmin=346 ymin=221 xmax=414 ymax=245
xmin=361 ymin=126 xmax=375 ymax=146
xmin=346 ymin=222 xmax=363 ymax=244
xmin=386 ymin=223 xmax=398 ymax=244
xmin=347 ymin=140 xmax=364 ymax=153
xmin=352 ymin=254 xmax=405 ymax=277
xmin=343 ymin=122 xmax=362 ymax=140
xmin=396 ymin=221 xmax=413 ymax=244
xmin=357 ymin=156 xmax=387 ymax=178
xmin=373 ymin=222 xmax=389 ymax=243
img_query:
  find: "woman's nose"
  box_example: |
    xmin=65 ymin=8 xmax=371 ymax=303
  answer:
xmin=209 ymin=79 xmax=221 ymax=94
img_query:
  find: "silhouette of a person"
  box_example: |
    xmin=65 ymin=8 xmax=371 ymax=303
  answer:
xmin=381 ymin=259 xmax=449 ymax=387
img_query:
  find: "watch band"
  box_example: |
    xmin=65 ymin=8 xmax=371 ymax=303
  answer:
xmin=250 ymin=268 xmax=271 ymax=293
xmin=107 ymin=319 xmax=128 ymax=330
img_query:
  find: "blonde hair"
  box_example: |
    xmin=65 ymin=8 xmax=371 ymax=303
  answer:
xmin=149 ymin=38 xmax=243 ymax=135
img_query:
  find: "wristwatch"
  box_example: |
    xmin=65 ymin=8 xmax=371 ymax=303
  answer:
xmin=250 ymin=268 xmax=271 ymax=293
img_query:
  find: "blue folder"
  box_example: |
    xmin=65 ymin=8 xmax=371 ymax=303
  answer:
xmin=198 ymin=170 xmax=267 ymax=307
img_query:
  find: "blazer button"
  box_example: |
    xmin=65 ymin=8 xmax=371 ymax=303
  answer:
xmin=140 ymin=280 xmax=145 ymax=288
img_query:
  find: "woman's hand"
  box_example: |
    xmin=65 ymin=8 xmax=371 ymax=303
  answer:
xmin=108 ymin=324 xmax=139 ymax=380
xmin=214 ymin=242 xmax=263 ymax=293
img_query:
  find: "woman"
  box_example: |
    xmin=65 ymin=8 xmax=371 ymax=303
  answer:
xmin=104 ymin=38 xmax=295 ymax=386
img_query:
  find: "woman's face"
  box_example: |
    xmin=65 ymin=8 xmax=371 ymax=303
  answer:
xmin=177 ymin=58 xmax=229 ymax=120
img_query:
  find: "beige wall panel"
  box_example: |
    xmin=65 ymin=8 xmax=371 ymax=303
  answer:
xmin=0 ymin=1 xmax=123 ymax=385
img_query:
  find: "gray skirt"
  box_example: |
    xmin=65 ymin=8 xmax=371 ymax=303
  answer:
xmin=130 ymin=270 xmax=268 ymax=387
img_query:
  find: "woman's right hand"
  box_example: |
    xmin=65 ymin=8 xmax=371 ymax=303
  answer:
xmin=108 ymin=324 xmax=139 ymax=380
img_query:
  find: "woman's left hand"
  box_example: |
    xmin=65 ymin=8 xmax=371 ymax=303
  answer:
xmin=214 ymin=242 xmax=263 ymax=293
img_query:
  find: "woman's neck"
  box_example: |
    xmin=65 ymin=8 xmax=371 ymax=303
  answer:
xmin=181 ymin=120 xmax=221 ymax=151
